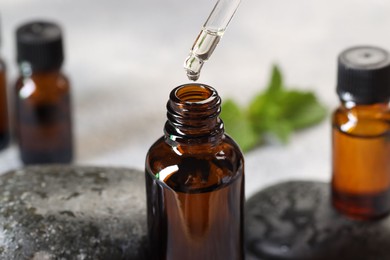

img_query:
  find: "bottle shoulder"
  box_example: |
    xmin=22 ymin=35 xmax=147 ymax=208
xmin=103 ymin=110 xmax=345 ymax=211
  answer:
xmin=146 ymin=135 xmax=244 ymax=193
xmin=15 ymin=71 xmax=71 ymax=102
xmin=146 ymin=135 xmax=243 ymax=162
xmin=16 ymin=71 xmax=70 ymax=89
xmin=332 ymin=104 xmax=390 ymax=137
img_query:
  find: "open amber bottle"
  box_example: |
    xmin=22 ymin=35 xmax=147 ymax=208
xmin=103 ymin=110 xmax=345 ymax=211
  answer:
xmin=14 ymin=21 xmax=73 ymax=164
xmin=145 ymin=83 xmax=244 ymax=260
xmin=332 ymin=46 xmax=390 ymax=220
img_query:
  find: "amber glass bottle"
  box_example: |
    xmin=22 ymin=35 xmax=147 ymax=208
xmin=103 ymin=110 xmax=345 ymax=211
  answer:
xmin=0 ymin=50 xmax=9 ymax=150
xmin=145 ymin=84 xmax=245 ymax=260
xmin=14 ymin=21 xmax=73 ymax=164
xmin=332 ymin=46 xmax=390 ymax=220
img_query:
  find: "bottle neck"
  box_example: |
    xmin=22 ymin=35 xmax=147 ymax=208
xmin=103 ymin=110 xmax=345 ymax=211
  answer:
xmin=337 ymin=99 xmax=390 ymax=132
xmin=164 ymin=84 xmax=224 ymax=146
xmin=19 ymin=61 xmax=62 ymax=78
xmin=339 ymin=98 xmax=389 ymax=110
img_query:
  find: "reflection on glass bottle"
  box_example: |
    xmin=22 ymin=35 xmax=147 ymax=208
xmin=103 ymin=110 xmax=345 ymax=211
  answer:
xmin=332 ymin=46 xmax=390 ymax=220
xmin=14 ymin=21 xmax=73 ymax=164
xmin=145 ymin=84 xmax=244 ymax=259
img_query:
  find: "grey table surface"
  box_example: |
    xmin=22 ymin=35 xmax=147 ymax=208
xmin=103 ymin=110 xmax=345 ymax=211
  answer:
xmin=1 ymin=0 xmax=389 ymax=197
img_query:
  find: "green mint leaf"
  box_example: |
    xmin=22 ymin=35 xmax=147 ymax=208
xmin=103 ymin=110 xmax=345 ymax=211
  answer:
xmin=265 ymin=120 xmax=293 ymax=143
xmin=273 ymin=90 xmax=327 ymax=129
xmin=266 ymin=65 xmax=283 ymax=95
xmin=248 ymin=65 xmax=285 ymax=127
xmin=220 ymin=99 xmax=260 ymax=152
xmin=275 ymin=90 xmax=315 ymax=120
xmin=286 ymin=93 xmax=327 ymax=129
xmin=247 ymin=92 xmax=268 ymax=131
xmin=221 ymin=64 xmax=327 ymax=152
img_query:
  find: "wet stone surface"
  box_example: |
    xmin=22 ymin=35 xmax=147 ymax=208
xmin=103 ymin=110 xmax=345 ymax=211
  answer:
xmin=0 ymin=165 xmax=147 ymax=260
xmin=245 ymin=181 xmax=390 ymax=260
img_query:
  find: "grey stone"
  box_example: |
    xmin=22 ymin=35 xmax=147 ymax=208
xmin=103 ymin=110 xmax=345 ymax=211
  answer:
xmin=245 ymin=181 xmax=390 ymax=260
xmin=0 ymin=165 xmax=147 ymax=260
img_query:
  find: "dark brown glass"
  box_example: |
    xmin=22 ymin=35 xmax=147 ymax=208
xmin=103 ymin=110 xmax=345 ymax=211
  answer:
xmin=15 ymin=69 xmax=73 ymax=164
xmin=145 ymin=84 xmax=244 ymax=260
xmin=0 ymin=58 xmax=9 ymax=150
xmin=332 ymin=102 xmax=390 ymax=220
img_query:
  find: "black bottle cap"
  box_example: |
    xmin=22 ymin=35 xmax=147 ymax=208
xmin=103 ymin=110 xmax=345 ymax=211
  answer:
xmin=16 ymin=21 xmax=64 ymax=71
xmin=337 ymin=46 xmax=390 ymax=104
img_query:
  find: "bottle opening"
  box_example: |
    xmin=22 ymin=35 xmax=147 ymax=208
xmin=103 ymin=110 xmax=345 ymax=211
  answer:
xmin=165 ymin=83 xmax=223 ymax=143
xmin=172 ymin=84 xmax=217 ymax=105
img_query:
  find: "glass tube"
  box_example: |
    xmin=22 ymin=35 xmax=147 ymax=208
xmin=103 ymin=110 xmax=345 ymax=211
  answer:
xmin=184 ymin=0 xmax=241 ymax=81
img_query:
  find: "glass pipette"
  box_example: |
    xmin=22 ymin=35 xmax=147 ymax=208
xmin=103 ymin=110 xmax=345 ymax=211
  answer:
xmin=184 ymin=0 xmax=241 ymax=81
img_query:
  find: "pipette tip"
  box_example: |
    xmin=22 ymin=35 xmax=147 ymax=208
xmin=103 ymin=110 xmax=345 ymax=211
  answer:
xmin=186 ymin=70 xmax=200 ymax=81
xmin=184 ymin=54 xmax=203 ymax=81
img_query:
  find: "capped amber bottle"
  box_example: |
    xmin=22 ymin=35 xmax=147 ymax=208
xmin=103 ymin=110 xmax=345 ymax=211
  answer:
xmin=14 ymin=21 xmax=73 ymax=164
xmin=145 ymin=84 xmax=245 ymax=260
xmin=332 ymin=46 xmax=390 ymax=220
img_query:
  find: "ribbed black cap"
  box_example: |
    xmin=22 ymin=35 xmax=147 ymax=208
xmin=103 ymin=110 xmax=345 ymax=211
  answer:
xmin=337 ymin=46 xmax=390 ymax=104
xmin=16 ymin=21 xmax=64 ymax=71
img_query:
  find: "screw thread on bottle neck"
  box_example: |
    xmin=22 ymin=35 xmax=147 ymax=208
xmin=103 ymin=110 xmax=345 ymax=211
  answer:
xmin=165 ymin=83 xmax=224 ymax=145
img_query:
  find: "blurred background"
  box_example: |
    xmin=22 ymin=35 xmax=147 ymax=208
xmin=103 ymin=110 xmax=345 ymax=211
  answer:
xmin=1 ymin=0 xmax=389 ymax=196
